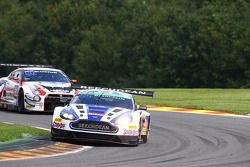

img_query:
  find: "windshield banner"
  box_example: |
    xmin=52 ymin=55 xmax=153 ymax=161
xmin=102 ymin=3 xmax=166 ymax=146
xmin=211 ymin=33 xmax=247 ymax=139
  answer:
xmin=71 ymin=85 xmax=154 ymax=97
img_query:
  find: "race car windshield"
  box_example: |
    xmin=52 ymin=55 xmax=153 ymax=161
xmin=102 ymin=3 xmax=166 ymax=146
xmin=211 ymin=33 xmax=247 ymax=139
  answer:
xmin=23 ymin=70 xmax=70 ymax=83
xmin=71 ymin=93 xmax=134 ymax=110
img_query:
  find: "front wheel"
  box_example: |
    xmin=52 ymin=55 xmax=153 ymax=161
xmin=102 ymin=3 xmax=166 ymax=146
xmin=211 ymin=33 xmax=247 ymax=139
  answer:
xmin=17 ymin=90 xmax=24 ymax=113
xmin=141 ymin=135 xmax=148 ymax=143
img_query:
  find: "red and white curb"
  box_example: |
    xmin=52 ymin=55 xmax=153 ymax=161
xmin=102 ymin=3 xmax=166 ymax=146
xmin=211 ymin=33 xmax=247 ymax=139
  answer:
xmin=148 ymin=105 xmax=250 ymax=118
xmin=0 ymin=126 xmax=92 ymax=162
xmin=0 ymin=142 xmax=91 ymax=161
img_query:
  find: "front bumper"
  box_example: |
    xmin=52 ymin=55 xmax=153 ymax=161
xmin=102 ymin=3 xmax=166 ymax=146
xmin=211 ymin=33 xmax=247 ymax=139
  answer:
xmin=51 ymin=128 xmax=139 ymax=145
xmin=44 ymin=94 xmax=73 ymax=112
xmin=24 ymin=94 xmax=73 ymax=112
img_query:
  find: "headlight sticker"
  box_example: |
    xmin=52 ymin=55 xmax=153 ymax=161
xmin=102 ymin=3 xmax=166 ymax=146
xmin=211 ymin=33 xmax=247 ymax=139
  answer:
xmin=123 ymin=129 xmax=139 ymax=136
xmin=54 ymin=118 xmax=62 ymax=123
xmin=60 ymin=107 xmax=79 ymax=120
xmin=128 ymin=125 xmax=138 ymax=130
xmin=52 ymin=122 xmax=65 ymax=129
xmin=112 ymin=111 xmax=133 ymax=125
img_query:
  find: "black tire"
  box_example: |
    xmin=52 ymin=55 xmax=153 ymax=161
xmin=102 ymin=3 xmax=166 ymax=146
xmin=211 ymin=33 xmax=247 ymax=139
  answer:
xmin=141 ymin=135 xmax=148 ymax=143
xmin=17 ymin=90 xmax=24 ymax=113
xmin=135 ymin=119 xmax=143 ymax=145
xmin=134 ymin=137 xmax=140 ymax=146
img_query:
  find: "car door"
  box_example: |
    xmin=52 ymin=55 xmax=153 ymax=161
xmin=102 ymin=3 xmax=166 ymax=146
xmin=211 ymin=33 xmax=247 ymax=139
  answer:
xmin=12 ymin=70 xmax=23 ymax=103
xmin=0 ymin=79 xmax=7 ymax=101
xmin=4 ymin=70 xmax=21 ymax=103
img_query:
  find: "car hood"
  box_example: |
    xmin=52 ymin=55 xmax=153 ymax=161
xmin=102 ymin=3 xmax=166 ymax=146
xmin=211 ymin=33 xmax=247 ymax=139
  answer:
xmin=69 ymin=104 xmax=132 ymax=122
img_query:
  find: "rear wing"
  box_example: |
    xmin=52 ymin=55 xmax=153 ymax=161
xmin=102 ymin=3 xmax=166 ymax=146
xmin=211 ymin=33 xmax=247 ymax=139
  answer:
xmin=71 ymin=85 xmax=154 ymax=97
xmin=0 ymin=63 xmax=54 ymax=68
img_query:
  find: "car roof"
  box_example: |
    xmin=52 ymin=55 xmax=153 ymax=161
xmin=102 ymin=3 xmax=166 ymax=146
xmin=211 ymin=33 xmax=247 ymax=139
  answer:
xmin=16 ymin=67 xmax=62 ymax=72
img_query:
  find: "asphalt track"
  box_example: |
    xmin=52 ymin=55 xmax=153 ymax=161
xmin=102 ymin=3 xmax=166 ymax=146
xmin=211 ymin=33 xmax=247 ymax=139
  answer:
xmin=0 ymin=109 xmax=250 ymax=167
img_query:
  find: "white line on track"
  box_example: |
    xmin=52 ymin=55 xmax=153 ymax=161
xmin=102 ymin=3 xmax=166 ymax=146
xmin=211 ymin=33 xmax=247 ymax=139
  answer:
xmin=32 ymin=126 xmax=50 ymax=131
xmin=1 ymin=121 xmax=14 ymax=125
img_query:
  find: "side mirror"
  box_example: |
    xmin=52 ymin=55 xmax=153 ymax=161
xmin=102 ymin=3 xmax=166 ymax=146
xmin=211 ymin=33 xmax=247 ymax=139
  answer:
xmin=138 ymin=104 xmax=147 ymax=110
xmin=70 ymin=79 xmax=77 ymax=83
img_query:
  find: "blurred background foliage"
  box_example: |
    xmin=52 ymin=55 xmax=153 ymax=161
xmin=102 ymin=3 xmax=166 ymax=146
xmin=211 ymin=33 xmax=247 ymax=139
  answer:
xmin=0 ymin=0 xmax=249 ymax=88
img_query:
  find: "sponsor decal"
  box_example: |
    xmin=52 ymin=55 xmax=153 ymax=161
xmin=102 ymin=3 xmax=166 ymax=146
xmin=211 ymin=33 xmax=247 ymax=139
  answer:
xmin=25 ymin=105 xmax=33 ymax=109
xmin=49 ymin=89 xmax=70 ymax=93
xmin=128 ymin=125 xmax=138 ymax=130
xmin=73 ymin=85 xmax=154 ymax=97
xmin=141 ymin=115 xmax=148 ymax=129
xmin=52 ymin=122 xmax=65 ymax=129
xmin=82 ymin=91 xmax=130 ymax=99
xmin=76 ymin=123 xmax=110 ymax=131
xmin=70 ymin=120 xmax=118 ymax=132
xmin=142 ymin=122 xmax=148 ymax=129
xmin=54 ymin=118 xmax=62 ymax=123
xmin=35 ymin=70 xmax=57 ymax=73
xmin=88 ymin=112 xmax=104 ymax=116
xmin=123 ymin=129 xmax=139 ymax=136
xmin=42 ymin=86 xmax=71 ymax=93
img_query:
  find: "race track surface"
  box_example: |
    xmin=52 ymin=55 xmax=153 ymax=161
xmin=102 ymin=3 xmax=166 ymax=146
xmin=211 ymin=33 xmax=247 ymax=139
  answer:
xmin=0 ymin=109 xmax=250 ymax=167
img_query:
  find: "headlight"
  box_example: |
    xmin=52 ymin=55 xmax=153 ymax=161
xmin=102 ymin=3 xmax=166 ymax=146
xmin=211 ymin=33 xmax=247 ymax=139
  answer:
xmin=33 ymin=95 xmax=41 ymax=102
xmin=60 ymin=108 xmax=78 ymax=121
xmin=62 ymin=113 xmax=75 ymax=120
xmin=115 ymin=116 xmax=132 ymax=125
xmin=113 ymin=112 xmax=133 ymax=126
xmin=32 ymin=89 xmax=40 ymax=95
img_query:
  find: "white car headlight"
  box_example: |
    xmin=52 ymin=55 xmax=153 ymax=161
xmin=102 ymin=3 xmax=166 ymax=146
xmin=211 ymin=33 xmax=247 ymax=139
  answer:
xmin=32 ymin=89 xmax=40 ymax=95
xmin=29 ymin=87 xmax=41 ymax=95
xmin=115 ymin=115 xmax=132 ymax=125
xmin=33 ymin=95 xmax=41 ymax=102
xmin=62 ymin=113 xmax=75 ymax=120
xmin=60 ymin=108 xmax=79 ymax=121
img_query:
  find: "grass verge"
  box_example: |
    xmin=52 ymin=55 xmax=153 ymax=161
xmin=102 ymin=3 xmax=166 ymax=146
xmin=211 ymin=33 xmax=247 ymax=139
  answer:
xmin=134 ymin=89 xmax=250 ymax=115
xmin=0 ymin=122 xmax=49 ymax=142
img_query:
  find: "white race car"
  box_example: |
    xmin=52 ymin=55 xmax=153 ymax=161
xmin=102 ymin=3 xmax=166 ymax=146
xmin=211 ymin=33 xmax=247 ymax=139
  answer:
xmin=0 ymin=64 xmax=77 ymax=112
xmin=51 ymin=89 xmax=152 ymax=145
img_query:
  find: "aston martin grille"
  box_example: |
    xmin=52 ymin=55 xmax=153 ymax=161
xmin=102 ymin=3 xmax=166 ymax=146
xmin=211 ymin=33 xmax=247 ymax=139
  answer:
xmin=70 ymin=120 xmax=118 ymax=133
